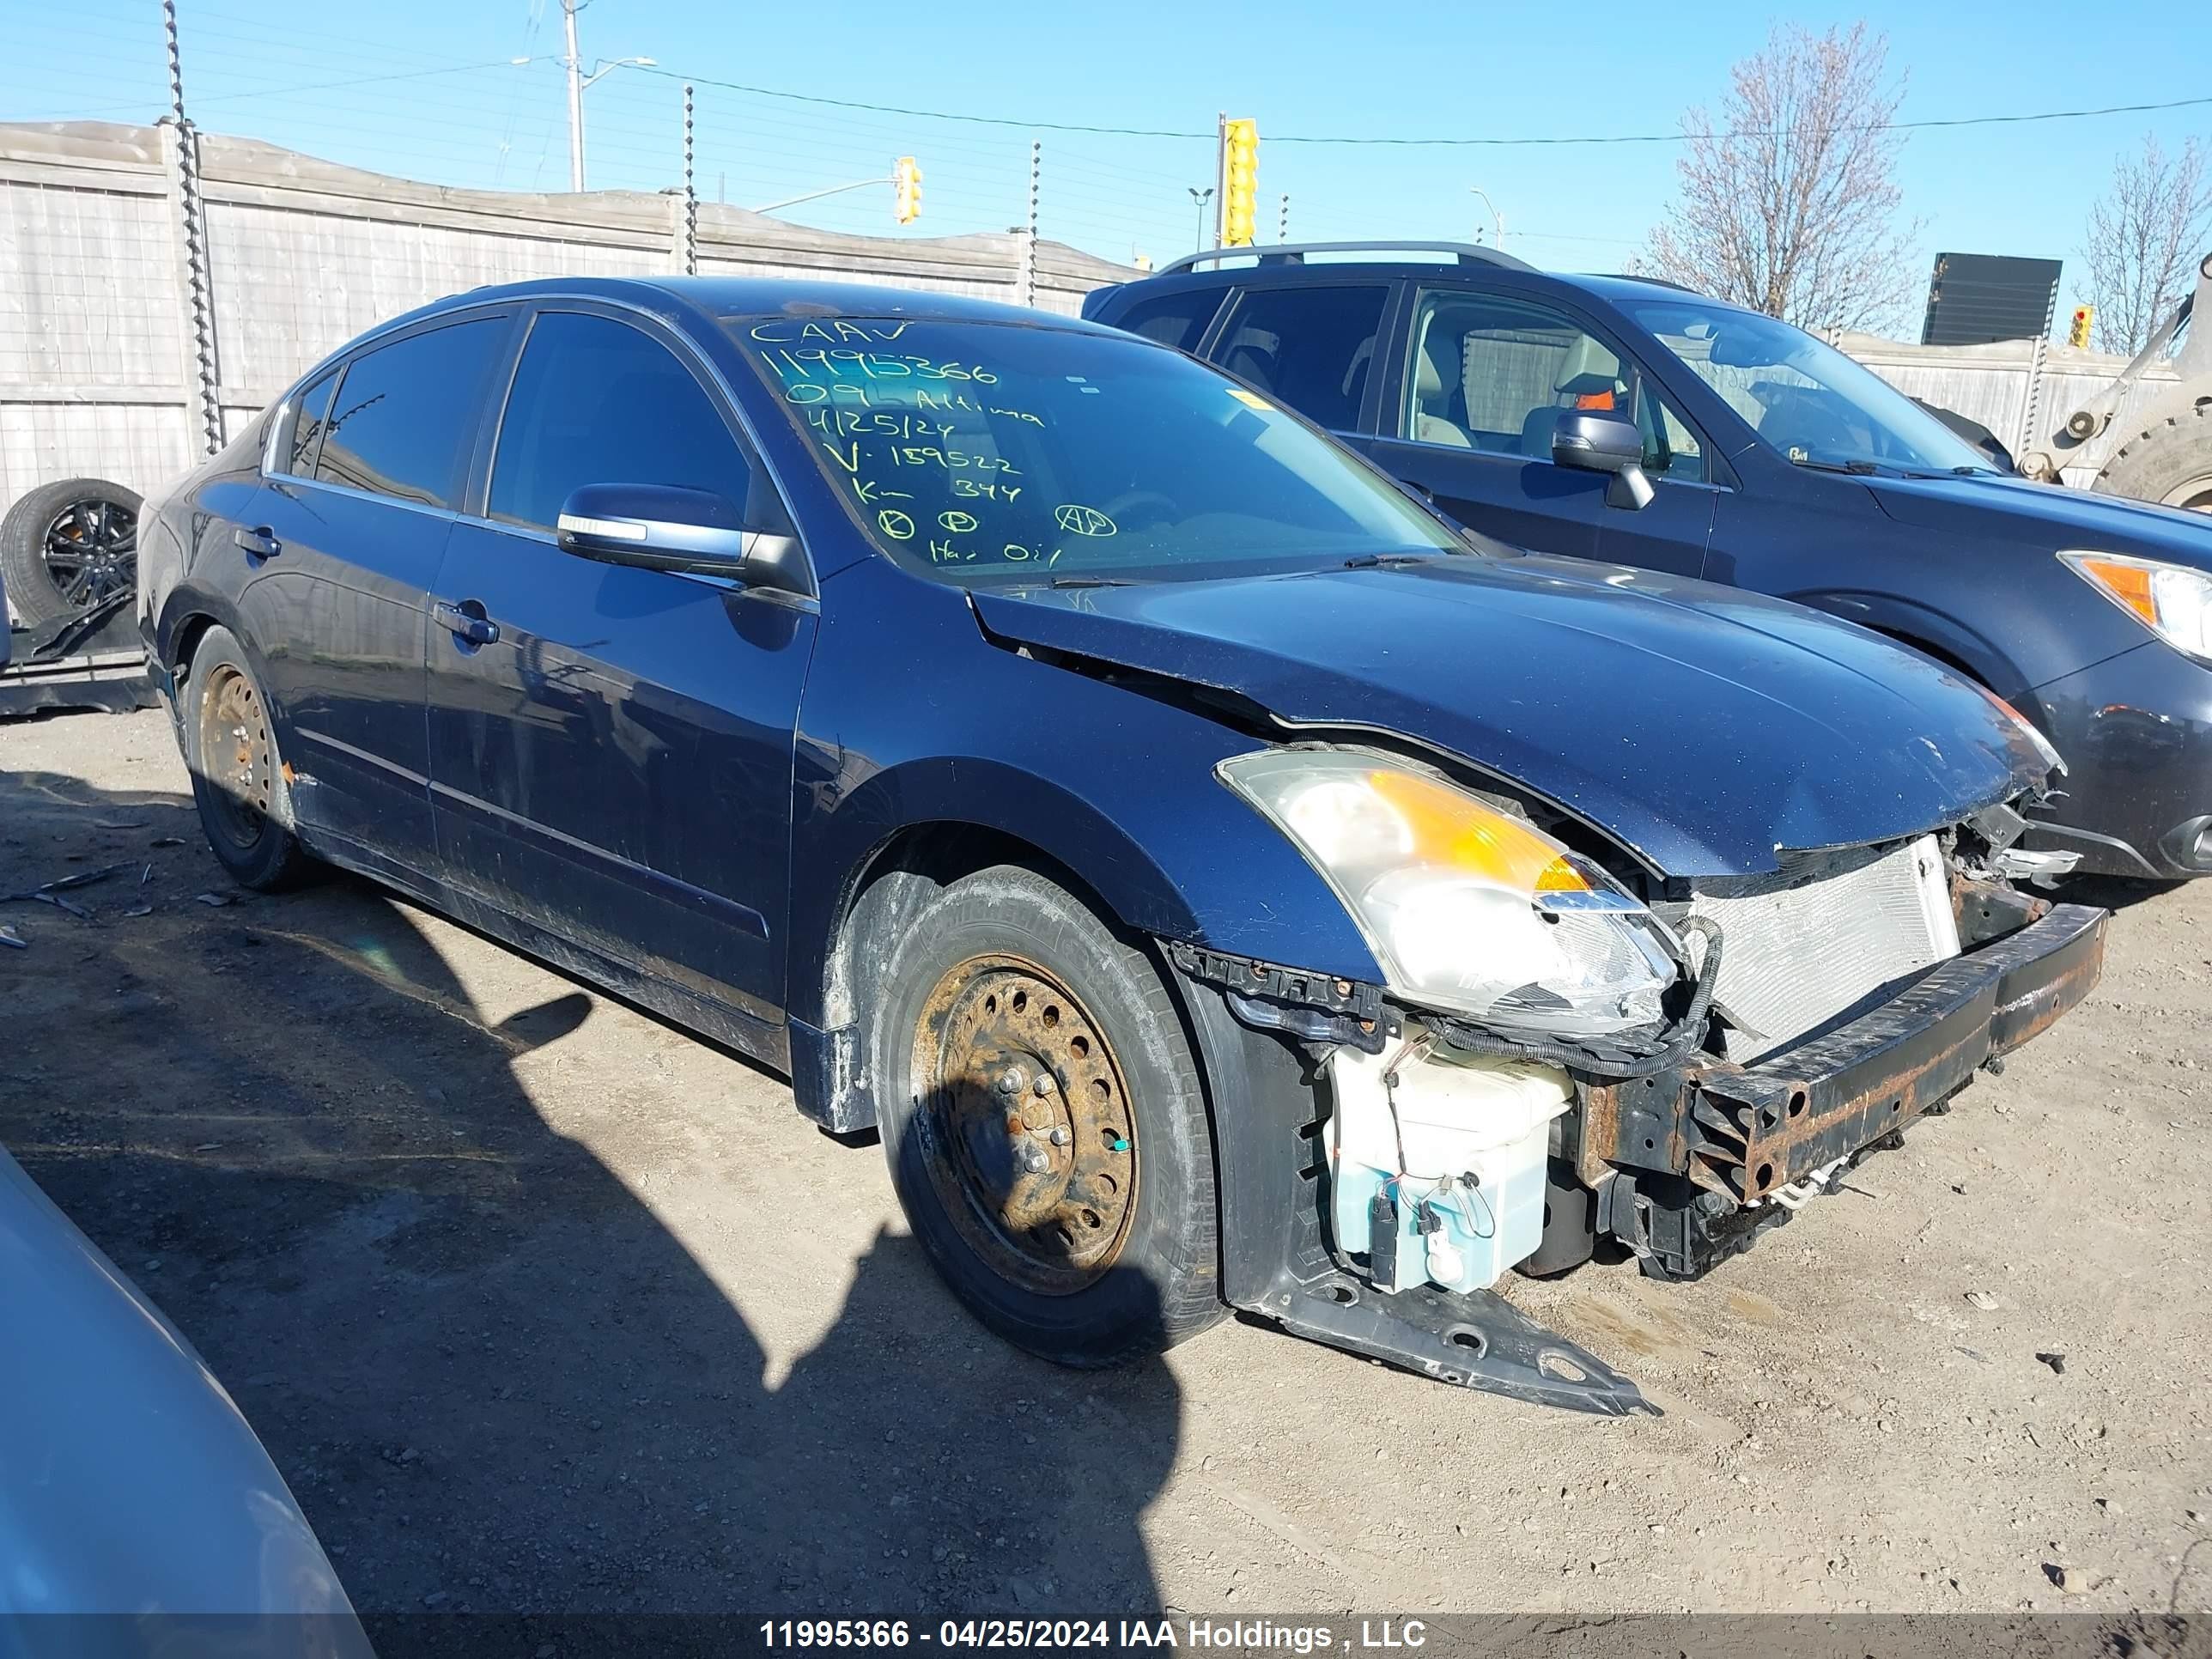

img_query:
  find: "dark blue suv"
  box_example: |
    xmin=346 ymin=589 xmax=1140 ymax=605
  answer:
xmin=1086 ymin=242 xmax=2212 ymax=880
xmin=137 ymin=278 xmax=2104 ymax=1413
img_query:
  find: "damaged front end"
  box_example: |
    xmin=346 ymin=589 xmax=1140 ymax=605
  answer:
xmin=1171 ymin=750 xmax=2106 ymax=1419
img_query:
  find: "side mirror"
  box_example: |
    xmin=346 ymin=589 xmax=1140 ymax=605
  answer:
xmin=555 ymin=483 xmax=809 ymax=596
xmin=1551 ymin=411 xmax=1656 ymax=510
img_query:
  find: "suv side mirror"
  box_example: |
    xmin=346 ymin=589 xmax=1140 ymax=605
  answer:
xmin=555 ymin=483 xmax=809 ymax=596
xmin=1551 ymin=411 xmax=1656 ymax=510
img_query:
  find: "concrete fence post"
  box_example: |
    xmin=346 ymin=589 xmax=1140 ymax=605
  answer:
xmin=2016 ymin=334 xmax=2051 ymax=462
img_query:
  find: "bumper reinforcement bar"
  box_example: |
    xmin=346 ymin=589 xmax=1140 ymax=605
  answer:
xmin=1682 ymin=902 xmax=2107 ymax=1204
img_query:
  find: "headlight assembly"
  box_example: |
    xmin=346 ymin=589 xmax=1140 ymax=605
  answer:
xmin=1218 ymin=748 xmax=1680 ymax=1040
xmin=2059 ymin=550 xmax=2212 ymax=665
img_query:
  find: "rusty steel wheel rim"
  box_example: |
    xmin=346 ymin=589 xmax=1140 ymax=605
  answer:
xmin=913 ymin=954 xmax=1138 ymax=1296
xmin=198 ymin=665 xmax=274 ymax=850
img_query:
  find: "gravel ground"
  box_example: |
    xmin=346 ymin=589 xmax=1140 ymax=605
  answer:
xmin=3 ymin=707 xmax=2209 ymax=1622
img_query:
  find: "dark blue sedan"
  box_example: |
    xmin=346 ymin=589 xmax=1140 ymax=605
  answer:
xmin=136 ymin=279 xmax=2106 ymax=1413
xmin=1087 ymin=245 xmax=2212 ymax=879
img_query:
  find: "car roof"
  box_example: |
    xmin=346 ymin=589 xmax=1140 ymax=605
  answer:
xmin=422 ymin=276 xmax=1118 ymax=333
xmin=1563 ymin=272 xmax=1739 ymax=309
xmin=1097 ymin=255 xmax=1753 ymax=318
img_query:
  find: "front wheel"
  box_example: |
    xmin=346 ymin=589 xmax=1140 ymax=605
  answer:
xmin=2095 ymin=400 xmax=2212 ymax=514
xmin=868 ymin=865 xmax=1224 ymax=1366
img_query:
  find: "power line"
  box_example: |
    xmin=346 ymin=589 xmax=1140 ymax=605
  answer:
xmin=1273 ymin=92 xmax=2212 ymax=147
xmin=641 ymin=67 xmax=2212 ymax=149
xmin=7 ymin=54 xmax=546 ymax=121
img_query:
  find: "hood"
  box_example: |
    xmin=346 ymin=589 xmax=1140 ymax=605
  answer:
xmin=1868 ymin=471 xmax=2212 ymax=567
xmin=0 ymin=1145 xmax=365 ymax=1629
xmin=971 ymin=556 xmax=2052 ymax=878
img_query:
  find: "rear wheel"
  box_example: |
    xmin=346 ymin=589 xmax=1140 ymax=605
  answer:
xmin=184 ymin=625 xmax=318 ymax=890
xmin=868 ymin=865 xmax=1223 ymax=1366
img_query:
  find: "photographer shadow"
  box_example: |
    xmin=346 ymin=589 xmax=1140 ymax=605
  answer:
xmin=0 ymin=763 xmax=1182 ymax=1629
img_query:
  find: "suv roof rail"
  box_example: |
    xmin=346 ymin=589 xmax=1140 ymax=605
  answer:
xmin=1598 ymin=272 xmax=1697 ymax=293
xmin=1147 ymin=240 xmax=1537 ymax=278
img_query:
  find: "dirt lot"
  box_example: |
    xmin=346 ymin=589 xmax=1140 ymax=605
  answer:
xmin=4 ymin=705 xmax=2210 ymax=1620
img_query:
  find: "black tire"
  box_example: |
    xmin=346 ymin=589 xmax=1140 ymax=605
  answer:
xmin=183 ymin=624 xmax=318 ymax=891
xmin=2094 ymin=399 xmax=2212 ymax=514
xmin=867 ymin=864 xmax=1224 ymax=1366
xmin=1 ymin=477 xmax=143 ymax=625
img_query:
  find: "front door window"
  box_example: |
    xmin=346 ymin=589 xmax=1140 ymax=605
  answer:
xmin=1401 ymin=290 xmax=1707 ymax=483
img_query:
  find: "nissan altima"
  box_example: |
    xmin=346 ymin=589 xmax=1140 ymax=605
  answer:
xmin=136 ymin=279 xmax=2106 ymax=1413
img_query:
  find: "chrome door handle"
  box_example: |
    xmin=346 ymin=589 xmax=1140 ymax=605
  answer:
xmin=433 ymin=599 xmax=499 ymax=646
xmin=234 ymin=526 xmax=280 ymax=557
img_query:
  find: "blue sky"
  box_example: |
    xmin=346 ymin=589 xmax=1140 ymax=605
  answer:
xmin=5 ymin=0 xmax=2208 ymax=331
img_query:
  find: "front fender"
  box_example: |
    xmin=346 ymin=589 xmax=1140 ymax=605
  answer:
xmin=784 ymin=558 xmax=1381 ymax=1034
xmin=1778 ymin=588 xmax=2033 ymax=705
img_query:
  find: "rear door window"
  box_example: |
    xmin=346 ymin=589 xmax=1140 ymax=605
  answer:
xmin=1206 ymin=283 xmax=1389 ymax=432
xmin=489 ymin=309 xmax=788 ymax=535
xmin=314 ymin=318 xmax=507 ymax=509
xmin=1107 ymin=288 xmax=1226 ymax=353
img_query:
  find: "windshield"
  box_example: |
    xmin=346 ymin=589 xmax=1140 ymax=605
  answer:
xmin=727 ymin=316 xmax=1468 ymax=583
xmin=1631 ymin=300 xmax=1998 ymax=475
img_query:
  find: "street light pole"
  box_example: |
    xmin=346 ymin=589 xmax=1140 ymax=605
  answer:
xmin=562 ymin=0 xmax=585 ymax=193
xmin=560 ymin=0 xmax=654 ymax=192
xmin=1188 ymin=185 xmax=1213 ymax=255
xmin=1468 ymin=185 xmax=1504 ymax=248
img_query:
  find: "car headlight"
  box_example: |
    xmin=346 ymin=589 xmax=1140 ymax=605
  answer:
xmin=2059 ymin=550 xmax=2212 ymax=664
xmin=1218 ymin=748 xmax=1680 ymax=1039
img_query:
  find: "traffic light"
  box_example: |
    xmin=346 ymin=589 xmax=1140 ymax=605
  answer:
xmin=1220 ymin=118 xmax=1258 ymax=246
xmin=2068 ymin=304 xmax=2094 ymax=348
xmin=893 ymin=155 xmax=923 ymax=225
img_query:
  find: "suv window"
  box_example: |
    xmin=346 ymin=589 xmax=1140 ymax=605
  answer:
xmin=1208 ymin=284 xmax=1389 ymax=432
xmin=1108 ymin=289 xmax=1224 ymax=353
xmin=283 ymin=366 xmax=338 ymax=478
xmin=490 ymin=310 xmax=782 ymax=533
xmin=313 ymin=318 xmax=506 ymax=508
xmin=1402 ymin=290 xmax=1706 ymax=483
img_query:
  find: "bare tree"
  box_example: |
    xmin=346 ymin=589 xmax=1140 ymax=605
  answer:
xmin=1647 ymin=24 xmax=1919 ymax=332
xmin=2077 ymin=135 xmax=2212 ymax=355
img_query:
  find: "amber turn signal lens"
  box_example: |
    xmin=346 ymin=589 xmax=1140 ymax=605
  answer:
xmin=2069 ymin=556 xmax=2160 ymax=626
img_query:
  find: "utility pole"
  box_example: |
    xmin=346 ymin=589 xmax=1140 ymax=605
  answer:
xmin=562 ymin=0 xmax=585 ymax=193
xmin=1212 ymin=110 xmax=1226 ymax=247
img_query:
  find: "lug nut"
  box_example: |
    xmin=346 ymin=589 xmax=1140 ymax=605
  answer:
xmin=1023 ymin=1149 xmax=1050 ymax=1174
xmin=995 ymin=1067 xmax=1025 ymax=1095
xmin=1048 ymin=1126 xmax=1071 ymax=1147
xmin=1034 ymin=1073 xmax=1057 ymax=1096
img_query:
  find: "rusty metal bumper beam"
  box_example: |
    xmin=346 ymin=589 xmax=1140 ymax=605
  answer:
xmin=1677 ymin=903 xmax=2106 ymax=1204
